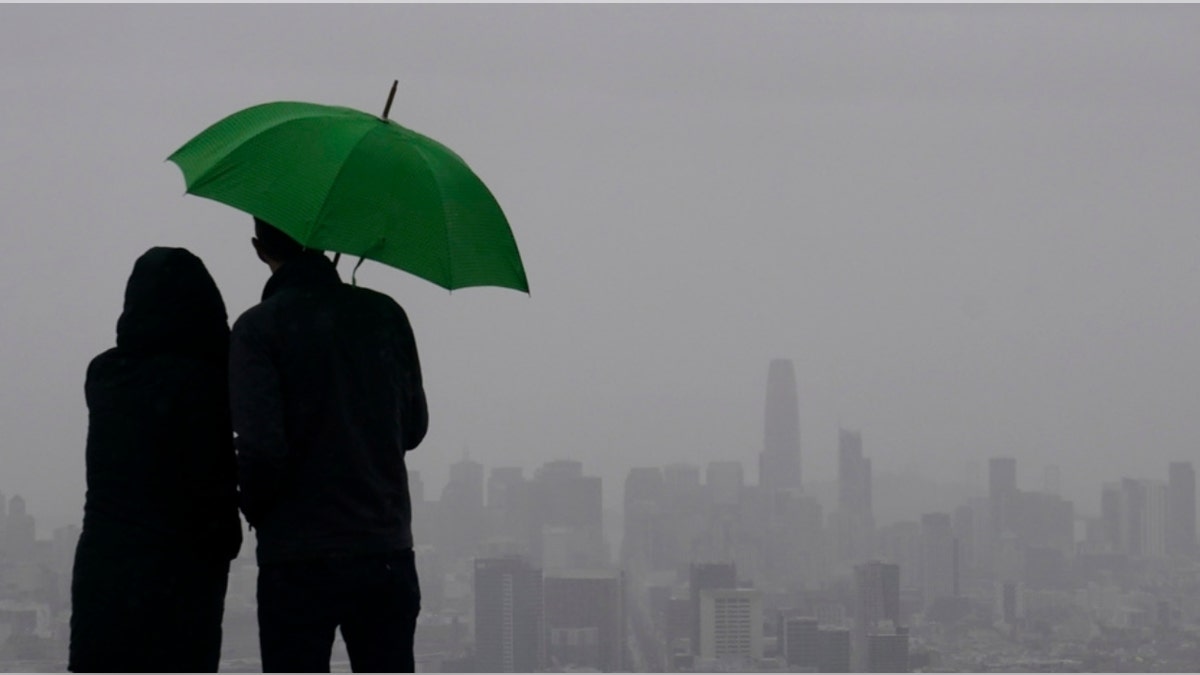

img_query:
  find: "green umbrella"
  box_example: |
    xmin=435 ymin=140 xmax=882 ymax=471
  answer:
xmin=168 ymin=87 xmax=528 ymax=293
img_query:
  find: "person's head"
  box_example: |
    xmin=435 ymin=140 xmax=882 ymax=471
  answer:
xmin=116 ymin=247 xmax=228 ymax=359
xmin=252 ymin=217 xmax=305 ymax=271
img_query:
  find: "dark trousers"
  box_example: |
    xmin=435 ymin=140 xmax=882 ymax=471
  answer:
xmin=257 ymin=549 xmax=420 ymax=673
xmin=69 ymin=529 xmax=230 ymax=673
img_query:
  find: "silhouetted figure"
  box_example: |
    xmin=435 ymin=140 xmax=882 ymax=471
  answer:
xmin=231 ymin=220 xmax=427 ymax=672
xmin=70 ymin=247 xmax=242 ymax=673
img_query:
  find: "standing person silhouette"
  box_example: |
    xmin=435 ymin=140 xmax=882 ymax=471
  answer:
xmin=230 ymin=218 xmax=428 ymax=672
xmin=70 ymin=247 xmax=242 ymax=672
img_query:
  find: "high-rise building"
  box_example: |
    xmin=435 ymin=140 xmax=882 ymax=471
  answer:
xmin=1101 ymin=482 xmax=1123 ymax=553
xmin=818 ymin=628 xmax=852 ymax=673
xmin=543 ymin=570 xmax=624 ymax=672
xmin=866 ymin=627 xmax=909 ymax=673
xmin=705 ymin=461 xmax=744 ymax=506
xmin=876 ymin=521 xmax=921 ymax=591
xmin=952 ymin=503 xmax=977 ymax=582
xmin=409 ymin=469 xmax=425 ymax=506
xmin=1011 ymin=491 xmax=1075 ymax=556
xmin=995 ymin=581 xmax=1024 ymax=624
xmin=853 ymin=561 xmax=900 ymax=671
xmin=759 ymin=359 xmax=801 ymax=490
xmin=780 ymin=613 xmax=850 ymax=670
xmin=663 ymin=463 xmax=702 ymax=494
xmin=2 ymin=495 xmax=35 ymax=562
xmin=622 ymin=467 xmax=666 ymax=572
xmin=1167 ymin=461 xmax=1197 ymax=557
xmin=690 ymin=562 xmax=737 ymax=655
xmin=1023 ymin=546 xmax=1067 ymax=590
xmin=530 ymin=460 xmax=606 ymax=570
xmin=488 ymin=467 xmax=526 ymax=510
xmin=1145 ymin=480 xmax=1168 ymax=558
xmin=1120 ymin=478 xmax=1146 ymax=557
xmin=474 ymin=556 xmax=545 ymax=672
xmin=1117 ymin=478 xmax=1168 ymax=558
xmin=624 ymin=467 xmax=665 ymax=508
xmin=697 ymin=588 xmax=762 ymax=662
xmin=780 ymin=616 xmax=820 ymax=669
xmin=439 ymin=456 xmax=486 ymax=558
xmin=838 ymin=429 xmax=871 ymax=518
xmin=485 ymin=467 xmax=531 ymax=551
xmin=855 ymin=561 xmax=900 ymax=627
xmin=836 ymin=428 xmax=874 ymax=562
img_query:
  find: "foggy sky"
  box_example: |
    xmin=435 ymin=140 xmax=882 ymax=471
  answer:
xmin=3 ymin=5 xmax=1200 ymax=530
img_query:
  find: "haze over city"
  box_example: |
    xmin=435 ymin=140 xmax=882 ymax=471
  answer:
xmin=2 ymin=4 xmax=1200 ymax=672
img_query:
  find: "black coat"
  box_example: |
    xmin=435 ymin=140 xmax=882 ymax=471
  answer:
xmin=71 ymin=247 xmax=241 ymax=672
xmin=230 ymin=252 xmax=427 ymax=564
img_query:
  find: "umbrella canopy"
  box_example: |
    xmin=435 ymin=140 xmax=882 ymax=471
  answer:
xmin=168 ymin=100 xmax=529 ymax=293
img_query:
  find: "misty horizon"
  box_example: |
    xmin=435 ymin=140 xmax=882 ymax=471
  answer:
xmin=3 ymin=5 xmax=1200 ymax=671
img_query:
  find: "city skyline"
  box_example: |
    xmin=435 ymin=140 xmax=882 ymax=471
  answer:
xmin=2 ymin=417 xmax=1197 ymax=670
xmin=5 ymin=4 xmax=1200 ymax=671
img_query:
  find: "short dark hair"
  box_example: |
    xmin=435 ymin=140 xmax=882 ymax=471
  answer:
xmin=254 ymin=217 xmax=305 ymax=262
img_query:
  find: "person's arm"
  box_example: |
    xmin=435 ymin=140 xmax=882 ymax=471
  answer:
xmin=229 ymin=315 xmax=290 ymax=528
xmin=394 ymin=305 xmax=428 ymax=451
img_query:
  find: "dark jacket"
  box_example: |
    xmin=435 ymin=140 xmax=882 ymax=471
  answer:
xmin=72 ymin=247 xmax=241 ymax=672
xmin=230 ymin=252 xmax=428 ymax=564
xmin=80 ymin=247 xmax=242 ymax=559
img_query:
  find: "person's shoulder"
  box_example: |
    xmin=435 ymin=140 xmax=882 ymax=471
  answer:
xmin=86 ymin=347 xmax=125 ymax=382
xmin=345 ymin=284 xmax=408 ymax=314
xmin=86 ymin=348 xmax=199 ymax=404
xmin=230 ymin=299 xmax=275 ymax=336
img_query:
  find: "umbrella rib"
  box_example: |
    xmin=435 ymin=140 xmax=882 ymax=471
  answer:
xmin=308 ymin=123 xmax=380 ymax=251
xmin=410 ymin=143 xmax=454 ymax=290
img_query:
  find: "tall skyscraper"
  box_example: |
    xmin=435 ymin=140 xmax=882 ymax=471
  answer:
xmin=836 ymin=428 xmax=874 ymax=563
xmin=759 ymin=359 xmax=801 ymax=490
xmin=474 ymin=556 xmax=545 ymax=673
xmin=689 ymin=562 xmax=737 ymax=655
xmin=1167 ymin=461 xmax=1197 ymax=557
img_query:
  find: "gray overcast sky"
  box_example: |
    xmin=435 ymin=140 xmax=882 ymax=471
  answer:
xmin=4 ymin=5 xmax=1200 ymax=530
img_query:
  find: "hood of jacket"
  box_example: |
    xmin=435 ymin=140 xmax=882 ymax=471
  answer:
xmin=115 ymin=247 xmax=228 ymax=359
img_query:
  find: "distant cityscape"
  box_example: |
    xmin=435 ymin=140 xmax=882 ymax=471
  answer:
xmin=2 ymin=358 xmax=1199 ymax=672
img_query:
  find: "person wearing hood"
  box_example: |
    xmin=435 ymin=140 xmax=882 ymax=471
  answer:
xmin=69 ymin=247 xmax=242 ymax=673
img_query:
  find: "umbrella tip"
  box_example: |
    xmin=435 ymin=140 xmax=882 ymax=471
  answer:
xmin=382 ymin=80 xmax=399 ymax=120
